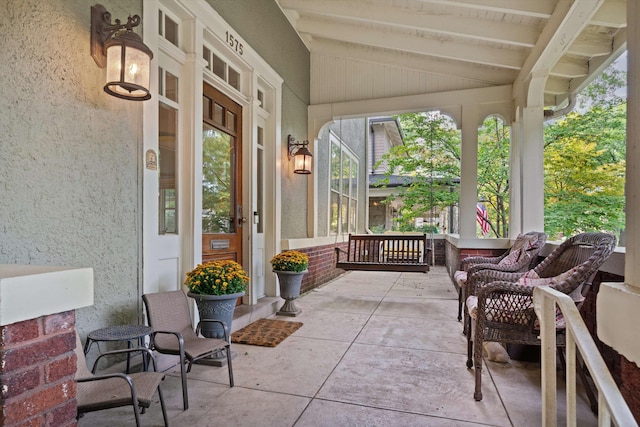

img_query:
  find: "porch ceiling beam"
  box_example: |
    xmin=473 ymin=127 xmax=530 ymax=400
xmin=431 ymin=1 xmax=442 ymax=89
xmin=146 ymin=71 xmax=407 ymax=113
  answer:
xmin=297 ymin=17 xmax=526 ymax=69
xmin=278 ymin=0 xmax=539 ymax=47
xmin=310 ymin=38 xmax=518 ymax=85
xmin=567 ymin=39 xmax=616 ymax=57
xmin=550 ymin=59 xmax=589 ymax=78
xmin=545 ymin=76 xmax=571 ymax=95
xmin=566 ymin=28 xmax=627 ymax=101
xmin=590 ymin=0 xmax=626 ymax=28
xmin=415 ymin=0 xmax=555 ymax=19
xmin=514 ymin=0 xmax=606 ymax=99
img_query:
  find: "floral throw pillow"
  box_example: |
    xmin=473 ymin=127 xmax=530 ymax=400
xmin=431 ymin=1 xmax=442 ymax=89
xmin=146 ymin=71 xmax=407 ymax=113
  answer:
xmin=498 ymin=250 xmax=520 ymax=266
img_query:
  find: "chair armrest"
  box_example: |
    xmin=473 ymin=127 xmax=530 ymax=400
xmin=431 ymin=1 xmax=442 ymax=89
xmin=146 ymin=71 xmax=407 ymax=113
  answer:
xmin=466 ymin=269 xmax=527 ymax=297
xmin=466 ymin=254 xmax=531 ymax=276
xmin=195 ymin=319 xmax=230 ymax=342
xmin=91 ymin=347 xmax=160 ymax=373
xmin=149 ymin=330 xmax=186 ymax=354
xmin=461 ymin=255 xmax=504 ymax=270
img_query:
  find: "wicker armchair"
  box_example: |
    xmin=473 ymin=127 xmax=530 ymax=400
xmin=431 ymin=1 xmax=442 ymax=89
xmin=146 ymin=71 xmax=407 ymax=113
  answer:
xmin=454 ymin=231 xmax=547 ymax=321
xmin=465 ymin=232 xmax=617 ymax=401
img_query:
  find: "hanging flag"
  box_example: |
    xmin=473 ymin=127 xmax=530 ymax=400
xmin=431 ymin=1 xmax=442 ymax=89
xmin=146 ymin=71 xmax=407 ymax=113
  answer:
xmin=476 ymin=203 xmax=490 ymax=235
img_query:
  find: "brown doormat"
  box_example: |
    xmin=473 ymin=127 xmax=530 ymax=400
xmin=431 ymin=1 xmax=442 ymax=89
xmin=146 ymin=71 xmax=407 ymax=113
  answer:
xmin=231 ymin=318 xmax=303 ymax=347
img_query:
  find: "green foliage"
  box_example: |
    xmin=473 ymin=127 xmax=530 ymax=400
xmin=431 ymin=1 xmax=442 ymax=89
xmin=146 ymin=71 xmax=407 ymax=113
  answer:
xmin=202 ymin=129 xmax=233 ymax=233
xmin=478 ymin=117 xmax=510 ymax=237
xmin=375 ymin=112 xmax=460 ymax=227
xmin=543 ymin=67 xmax=627 ymax=240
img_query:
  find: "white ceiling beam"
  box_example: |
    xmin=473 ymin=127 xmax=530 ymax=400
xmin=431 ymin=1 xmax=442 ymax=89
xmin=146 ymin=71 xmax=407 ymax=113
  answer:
xmin=590 ymin=0 xmax=626 ymax=28
xmin=310 ymin=38 xmax=518 ymax=85
xmin=514 ymin=0 xmax=606 ymax=96
xmin=566 ymin=39 xmax=615 ymax=57
xmin=545 ymin=76 xmax=571 ymax=94
xmin=297 ymin=17 xmax=526 ymax=69
xmin=550 ymin=60 xmax=589 ymax=78
xmin=415 ymin=0 xmax=556 ymax=18
xmin=278 ymin=0 xmax=539 ymax=47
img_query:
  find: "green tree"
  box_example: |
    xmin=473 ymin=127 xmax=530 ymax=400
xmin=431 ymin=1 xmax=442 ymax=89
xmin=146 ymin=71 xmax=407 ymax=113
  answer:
xmin=202 ymin=129 xmax=233 ymax=233
xmin=543 ymin=68 xmax=627 ymax=240
xmin=374 ymin=112 xmax=460 ymax=231
xmin=478 ymin=117 xmax=510 ymax=237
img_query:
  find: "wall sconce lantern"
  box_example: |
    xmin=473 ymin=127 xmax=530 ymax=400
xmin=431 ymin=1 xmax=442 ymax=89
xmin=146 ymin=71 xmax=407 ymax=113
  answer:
xmin=288 ymin=135 xmax=313 ymax=174
xmin=91 ymin=4 xmax=154 ymax=101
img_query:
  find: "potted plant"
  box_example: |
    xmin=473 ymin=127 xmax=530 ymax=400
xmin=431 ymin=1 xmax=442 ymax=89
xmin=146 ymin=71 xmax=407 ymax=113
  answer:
xmin=184 ymin=260 xmax=249 ymax=339
xmin=270 ymin=250 xmax=309 ymax=316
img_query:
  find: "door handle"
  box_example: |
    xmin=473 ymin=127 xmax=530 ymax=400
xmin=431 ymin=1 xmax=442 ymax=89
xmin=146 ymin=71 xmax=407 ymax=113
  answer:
xmin=239 ymin=217 xmax=247 ymax=225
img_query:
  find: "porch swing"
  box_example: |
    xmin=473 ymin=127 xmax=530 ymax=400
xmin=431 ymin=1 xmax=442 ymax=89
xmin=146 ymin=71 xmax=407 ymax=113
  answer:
xmin=333 ymin=116 xmax=435 ymax=273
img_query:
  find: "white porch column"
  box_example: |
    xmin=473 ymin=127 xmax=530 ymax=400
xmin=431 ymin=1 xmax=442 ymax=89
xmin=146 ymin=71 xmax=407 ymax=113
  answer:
xmin=520 ymin=105 xmax=545 ymax=233
xmin=459 ymin=104 xmax=479 ymax=238
xmin=597 ymin=0 xmax=640 ymax=366
xmin=509 ymin=110 xmax=523 ymax=237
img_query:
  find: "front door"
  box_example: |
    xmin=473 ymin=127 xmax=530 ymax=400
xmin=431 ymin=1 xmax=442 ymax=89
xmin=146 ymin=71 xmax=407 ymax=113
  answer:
xmin=201 ymin=84 xmax=244 ymax=265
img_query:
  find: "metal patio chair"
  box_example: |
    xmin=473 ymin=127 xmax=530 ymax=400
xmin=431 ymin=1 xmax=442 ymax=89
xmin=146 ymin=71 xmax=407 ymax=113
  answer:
xmin=75 ymin=333 xmax=168 ymax=426
xmin=142 ymin=289 xmax=234 ymax=410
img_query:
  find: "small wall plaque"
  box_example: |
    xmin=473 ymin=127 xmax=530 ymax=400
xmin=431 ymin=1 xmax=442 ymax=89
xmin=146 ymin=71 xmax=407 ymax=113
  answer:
xmin=145 ymin=149 xmax=157 ymax=170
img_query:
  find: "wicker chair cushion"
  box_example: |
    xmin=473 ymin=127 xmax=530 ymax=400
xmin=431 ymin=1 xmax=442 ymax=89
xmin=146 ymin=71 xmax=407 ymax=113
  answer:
xmin=454 ymin=270 xmax=467 ymax=287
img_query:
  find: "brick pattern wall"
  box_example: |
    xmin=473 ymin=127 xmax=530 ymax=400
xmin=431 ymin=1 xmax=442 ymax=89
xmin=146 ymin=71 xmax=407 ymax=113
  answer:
xmin=0 ymin=311 xmax=78 ymax=427
xmin=298 ymin=242 xmax=348 ymax=294
xmin=580 ymin=272 xmax=640 ymax=422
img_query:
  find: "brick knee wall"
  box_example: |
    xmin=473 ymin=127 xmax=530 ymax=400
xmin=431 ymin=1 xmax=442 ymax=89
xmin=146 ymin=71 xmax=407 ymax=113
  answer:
xmin=0 ymin=311 xmax=78 ymax=427
xmin=298 ymin=242 xmax=348 ymax=294
xmin=581 ymin=274 xmax=640 ymax=422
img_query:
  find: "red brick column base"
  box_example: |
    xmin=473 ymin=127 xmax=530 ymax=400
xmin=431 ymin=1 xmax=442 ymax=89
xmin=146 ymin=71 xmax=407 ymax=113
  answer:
xmin=0 ymin=311 xmax=77 ymax=427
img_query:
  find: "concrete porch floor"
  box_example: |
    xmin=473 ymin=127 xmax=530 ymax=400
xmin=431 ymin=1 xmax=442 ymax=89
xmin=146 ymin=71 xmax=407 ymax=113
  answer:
xmin=78 ymin=266 xmax=598 ymax=426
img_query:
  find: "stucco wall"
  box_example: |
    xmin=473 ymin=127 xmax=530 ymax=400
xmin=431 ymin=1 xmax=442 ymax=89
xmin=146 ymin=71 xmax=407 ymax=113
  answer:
xmin=0 ymin=0 xmax=143 ymax=337
xmin=208 ymin=0 xmax=311 ymax=239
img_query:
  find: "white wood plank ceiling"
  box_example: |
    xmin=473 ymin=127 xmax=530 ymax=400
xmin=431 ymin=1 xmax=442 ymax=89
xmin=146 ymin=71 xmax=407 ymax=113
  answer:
xmin=276 ymin=0 xmax=626 ymax=108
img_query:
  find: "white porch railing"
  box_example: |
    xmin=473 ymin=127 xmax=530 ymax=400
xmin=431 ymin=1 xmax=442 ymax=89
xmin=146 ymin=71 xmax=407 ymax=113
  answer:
xmin=533 ymin=286 xmax=638 ymax=427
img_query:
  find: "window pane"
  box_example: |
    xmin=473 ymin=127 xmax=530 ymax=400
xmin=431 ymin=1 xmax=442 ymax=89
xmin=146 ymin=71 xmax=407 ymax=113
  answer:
xmin=214 ymin=103 xmax=224 ymax=125
xmin=164 ymin=15 xmax=178 ymax=46
xmin=203 ymin=46 xmax=211 ymax=70
xmin=202 ymin=124 xmax=236 ymax=234
xmin=342 ymin=157 xmax=350 ymax=195
xmin=350 ymin=161 xmax=358 ymax=198
xmin=202 ymin=96 xmax=210 ymax=120
xmin=228 ymin=67 xmax=240 ymax=90
xmin=330 ymin=192 xmax=339 ymax=234
xmin=350 ymin=199 xmax=357 ymax=233
xmin=165 ymin=71 xmax=178 ymax=102
xmin=158 ymin=67 xmax=163 ymax=96
xmin=159 ymin=103 xmax=178 ymax=234
xmin=226 ymin=111 xmax=236 ymax=132
xmin=341 ymin=196 xmax=349 ymax=234
xmin=257 ymin=146 xmax=264 ymax=234
xmin=212 ymin=54 xmax=226 ymax=80
xmin=330 ymin=145 xmax=341 ymax=191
